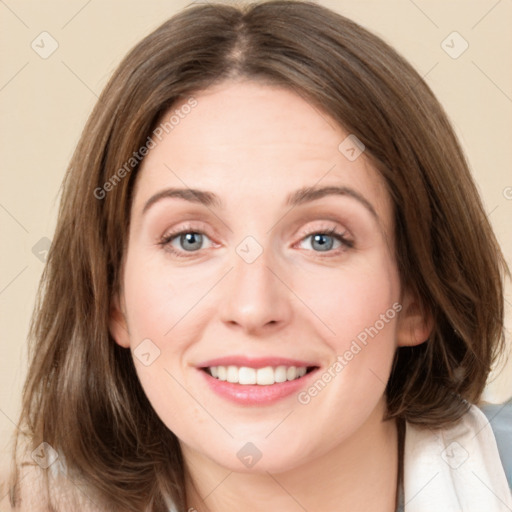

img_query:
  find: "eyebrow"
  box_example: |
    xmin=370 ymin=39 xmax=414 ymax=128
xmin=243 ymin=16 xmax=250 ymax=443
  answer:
xmin=141 ymin=185 xmax=378 ymax=219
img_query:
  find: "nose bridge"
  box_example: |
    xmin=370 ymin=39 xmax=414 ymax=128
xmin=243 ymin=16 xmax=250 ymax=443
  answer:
xmin=217 ymin=232 xmax=291 ymax=333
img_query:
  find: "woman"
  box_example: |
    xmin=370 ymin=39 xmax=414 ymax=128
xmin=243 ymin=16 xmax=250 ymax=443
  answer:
xmin=5 ymin=1 xmax=511 ymax=510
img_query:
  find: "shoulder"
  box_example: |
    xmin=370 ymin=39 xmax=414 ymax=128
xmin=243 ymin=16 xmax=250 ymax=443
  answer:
xmin=403 ymin=402 xmax=512 ymax=510
xmin=0 ymin=460 xmax=48 ymax=511
xmin=2 ymin=455 xmax=101 ymax=512
xmin=479 ymin=399 xmax=512 ymax=490
xmin=0 ymin=470 xmax=12 ymax=510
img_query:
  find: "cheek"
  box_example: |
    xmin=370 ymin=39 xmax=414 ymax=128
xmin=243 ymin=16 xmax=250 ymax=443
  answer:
xmin=122 ymin=248 xmax=210 ymax=343
xmin=291 ymin=252 xmax=401 ymax=416
xmin=121 ymin=251 xmax=215 ymax=413
xmin=294 ymin=255 xmax=400 ymax=351
xmin=122 ymin=251 xmax=209 ymax=428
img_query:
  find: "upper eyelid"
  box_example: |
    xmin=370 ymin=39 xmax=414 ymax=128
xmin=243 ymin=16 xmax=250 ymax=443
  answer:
xmin=161 ymin=220 xmax=348 ymax=237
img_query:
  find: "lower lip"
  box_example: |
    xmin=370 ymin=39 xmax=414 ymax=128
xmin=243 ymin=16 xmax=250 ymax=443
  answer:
xmin=198 ymin=368 xmax=319 ymax=405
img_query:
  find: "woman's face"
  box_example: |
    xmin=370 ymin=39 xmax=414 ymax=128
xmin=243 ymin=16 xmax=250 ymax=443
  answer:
xmin=110 ymin=79 xmax=425 ymax=473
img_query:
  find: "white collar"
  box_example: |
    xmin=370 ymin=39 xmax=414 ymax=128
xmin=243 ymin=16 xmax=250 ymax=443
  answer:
xmin=403 ymin=404 xmax=512 ymax=511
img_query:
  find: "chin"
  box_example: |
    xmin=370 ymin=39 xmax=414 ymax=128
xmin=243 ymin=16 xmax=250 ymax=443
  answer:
xmin=189 ymin=434 xmax=316 ymax=475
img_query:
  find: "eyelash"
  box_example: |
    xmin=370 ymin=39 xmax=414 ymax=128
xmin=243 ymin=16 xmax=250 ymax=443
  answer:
xmin=158 ymin=222 xmax=354 ymax=259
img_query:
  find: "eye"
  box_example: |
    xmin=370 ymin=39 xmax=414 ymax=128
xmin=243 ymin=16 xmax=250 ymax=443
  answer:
xmin=158 ymin=223 xmax=214 ymax=258
xmin=158 ymin=222 xmax=353 ymax=259
xmin=296 ymin=225 xmax=353 ymax=256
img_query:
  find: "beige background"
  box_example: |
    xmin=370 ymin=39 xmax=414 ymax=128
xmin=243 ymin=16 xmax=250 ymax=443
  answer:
xmin=1 ymin=0 xmax=511 ymax=482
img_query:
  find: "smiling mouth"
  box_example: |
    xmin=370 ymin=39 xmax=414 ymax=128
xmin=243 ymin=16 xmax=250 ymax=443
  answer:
xmin=201 ymin=365 xmax=318 ymax=386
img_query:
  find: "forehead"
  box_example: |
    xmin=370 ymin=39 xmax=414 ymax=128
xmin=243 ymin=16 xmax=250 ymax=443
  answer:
xmin=132 ymin=80 xmax=392 ymax=230
xmin=167 ymin=80 xmax=339 ymax=149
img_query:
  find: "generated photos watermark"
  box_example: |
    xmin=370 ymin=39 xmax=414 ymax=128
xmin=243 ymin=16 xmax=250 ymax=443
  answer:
xmin=297 ymin=302 xmax=402 ymax=405
xmin=94 ymin=96 xmax=198 ymax=200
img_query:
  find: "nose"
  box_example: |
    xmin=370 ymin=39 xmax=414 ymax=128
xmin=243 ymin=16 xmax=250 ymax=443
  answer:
xmin=217 ymin=242 xmax=293 ymax=336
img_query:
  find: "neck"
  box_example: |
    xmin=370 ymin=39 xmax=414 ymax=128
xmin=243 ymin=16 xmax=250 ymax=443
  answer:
xmin=182 ymin=400 xmax=399 ymax=512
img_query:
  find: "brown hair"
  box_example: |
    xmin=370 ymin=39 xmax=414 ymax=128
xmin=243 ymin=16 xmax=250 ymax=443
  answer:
xmin=8 ymin=0 xmax=509 ymax=510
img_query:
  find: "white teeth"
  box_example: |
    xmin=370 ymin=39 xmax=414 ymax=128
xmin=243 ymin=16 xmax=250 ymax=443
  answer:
xmin=274 ymin=365 xmax=288 ymax=383
xmin=227 ymin=365 xmax=238 ymax=382
xmin=256 ymin=366 xmax=274 ymax=385
xmin=238 ymin=367 xmax=256 ymax=385
xmin=207 ymin=365 xmax=310 ymax=385
xmin=217 ymin=366 xmax=227 ymax=380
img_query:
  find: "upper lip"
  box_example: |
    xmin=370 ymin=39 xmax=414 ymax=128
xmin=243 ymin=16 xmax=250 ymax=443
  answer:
xmin=196 ymin=356 xmax=319 ymax=369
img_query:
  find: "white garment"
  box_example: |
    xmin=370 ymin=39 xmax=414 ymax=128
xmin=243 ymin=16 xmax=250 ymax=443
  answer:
xmin=403 ymin=404 xmax=512 ymax=511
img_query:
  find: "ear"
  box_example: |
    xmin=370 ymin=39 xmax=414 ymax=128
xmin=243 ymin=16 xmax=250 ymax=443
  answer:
xmin=109 ymin=293 xmax=131 ymax=348
xmin=396 ymin=289 xmax=433 ymax=347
